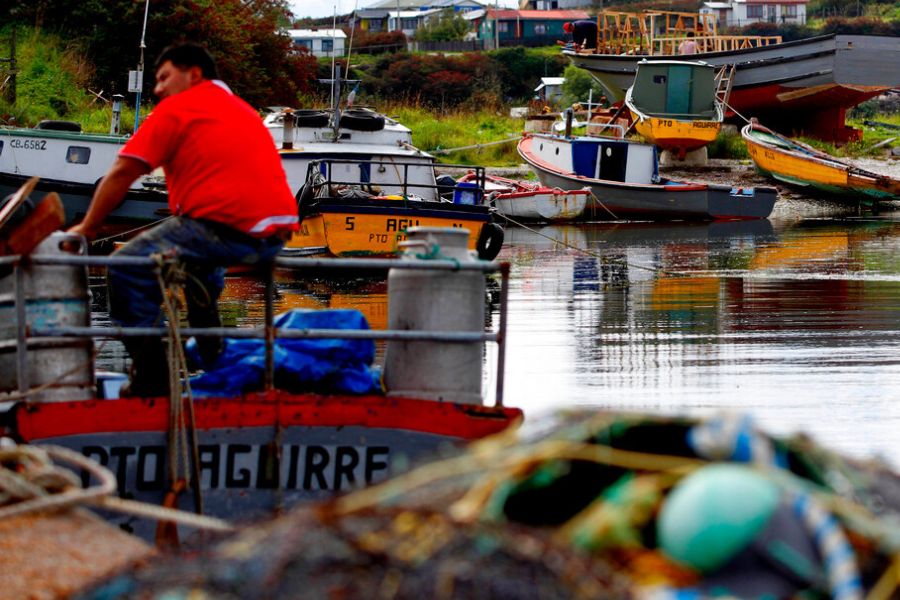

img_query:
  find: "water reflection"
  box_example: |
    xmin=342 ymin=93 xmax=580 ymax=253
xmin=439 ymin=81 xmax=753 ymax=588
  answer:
xmin=90 ymin=211 xmax=900 ymax=462
xmin=495 ymin=213 xmax=900 ymax=462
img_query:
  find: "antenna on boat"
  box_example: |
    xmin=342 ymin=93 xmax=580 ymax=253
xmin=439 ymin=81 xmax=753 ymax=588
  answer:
xmin=131 ymin=0 xmax=151 ymax=132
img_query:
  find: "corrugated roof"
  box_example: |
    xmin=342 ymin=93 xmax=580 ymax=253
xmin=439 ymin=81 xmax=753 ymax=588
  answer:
xmin=487 ymin=9 xmax=590 ymax=19
xmin=288 ymin=28 xmax=348 ymax=39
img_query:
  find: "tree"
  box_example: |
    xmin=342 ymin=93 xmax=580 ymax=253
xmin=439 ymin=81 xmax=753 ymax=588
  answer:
xmin=414 ymin=9 xmax=470 ymax=42
xmin=560 ymin=63 xmax=605 ymax=108
xmin=6 ymin=0 xmax=318 ymax=107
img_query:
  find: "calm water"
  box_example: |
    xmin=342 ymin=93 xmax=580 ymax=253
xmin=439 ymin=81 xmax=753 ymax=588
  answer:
xmin=94 ymin=208 xmax=900 ymax=463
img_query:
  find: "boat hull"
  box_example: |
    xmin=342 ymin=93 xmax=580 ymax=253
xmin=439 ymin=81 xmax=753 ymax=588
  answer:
xmin=11 ymin=393 xmax=521 ymax=539
xmin=630 ymin=116 xmax=721 ymax=154
xmin=286 ymin=198 xmax=492 ymax=257
xmin=518 ymin=134 xmax=776 ymax=220
xmin=742 ymin=122 xmax=900 ymax=203
xmin=0 ymin=173 xmax=169 ymax=226
xmin=493 ymin=189 xmax=589 ymax=222
xmin=566 ymin=34 xmax=900 ymax=142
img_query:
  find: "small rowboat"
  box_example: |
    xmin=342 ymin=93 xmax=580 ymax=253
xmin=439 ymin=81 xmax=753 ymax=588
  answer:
xmin=458 ymin=172 xmax=588 ymax=222
xmin=742 ymin=121 xmax=900 ymax=204
xmin=625 ymin=60 xmax=727 ymax=159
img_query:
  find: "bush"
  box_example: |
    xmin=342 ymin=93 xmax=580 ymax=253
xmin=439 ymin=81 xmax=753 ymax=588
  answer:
xmin=560 ymin=63 xmax=606 ymax=109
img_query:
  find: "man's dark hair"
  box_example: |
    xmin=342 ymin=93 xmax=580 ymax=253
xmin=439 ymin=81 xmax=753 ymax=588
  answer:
xmin=686 ymin=31 xmax=695 ymax=38
xmin=155 ymin=43 xmax=219 ymax=80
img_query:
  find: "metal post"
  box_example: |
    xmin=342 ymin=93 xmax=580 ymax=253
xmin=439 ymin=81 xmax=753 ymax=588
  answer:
xmin=494 ymin=262 xmax=509 ymax=408
xmin=15 ymin=263 xmax=28 ymax=395
xmin=264 ymin=267 xmax=275 ymax=391
xmin=110 ymin=94 xmax=124 ymax=135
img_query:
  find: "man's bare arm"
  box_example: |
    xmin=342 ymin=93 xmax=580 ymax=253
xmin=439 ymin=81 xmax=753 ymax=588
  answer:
xmin=67 ymin=156 xmax=151 ymax=239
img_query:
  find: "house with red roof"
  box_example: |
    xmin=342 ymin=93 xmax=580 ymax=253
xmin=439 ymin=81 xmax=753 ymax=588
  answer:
xmin=471 ymin=8 xmax=590 ymax=47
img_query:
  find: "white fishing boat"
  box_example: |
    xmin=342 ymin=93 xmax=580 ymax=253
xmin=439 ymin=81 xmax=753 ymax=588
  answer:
xmin=0 ymin=121 xmax=168 ymax=227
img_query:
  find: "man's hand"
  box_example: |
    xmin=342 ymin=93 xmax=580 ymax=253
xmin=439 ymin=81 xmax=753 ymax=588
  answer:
xmin=67 ymin=222 xmax=96 ymax=241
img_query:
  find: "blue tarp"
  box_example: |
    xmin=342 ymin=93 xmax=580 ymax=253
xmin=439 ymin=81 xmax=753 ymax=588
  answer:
xmin=186 ymin=309 xmax=382 ymax=397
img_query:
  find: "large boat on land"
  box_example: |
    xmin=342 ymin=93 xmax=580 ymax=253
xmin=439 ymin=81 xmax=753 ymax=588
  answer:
xmin=742 ymin=120 xmax=900 ymax=204
xmin=625 ymin=60 xmax=728 ymax=158
xmin=565 ymin=10 xmax=900 ymax=143
xmin=518 ymin=131 xmax=777 ymax=220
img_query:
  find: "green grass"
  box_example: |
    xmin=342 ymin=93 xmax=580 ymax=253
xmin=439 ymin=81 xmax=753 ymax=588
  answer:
xmin=708 ymin=130 xmax=750 ymax=160
xmin=381 ymin=101 xmax=524 ymax=166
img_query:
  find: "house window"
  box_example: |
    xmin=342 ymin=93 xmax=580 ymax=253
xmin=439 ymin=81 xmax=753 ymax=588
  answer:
xmin=66 ymin=146 xmax=91 ymax=165
xmin=498 ymin=21 xmax=509 ymax=33
xmin=321 ymin=38 xmax=334 ymax=53
xmin=401 ymin=17 xmax=418 ymax=29
xmin=783 ymin=4 xmax=797 ymax=16
xmin=534 ymin=24 xmax=547 ymax=35
xmin=294 ymin=39 xmax=312 ymax=50
xmin=746 ymin=5 xmax=763 ymax=18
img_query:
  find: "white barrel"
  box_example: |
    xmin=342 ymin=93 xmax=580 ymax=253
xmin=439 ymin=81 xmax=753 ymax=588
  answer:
xmin=0 ymin=232 xmax=95 ymax=402
xmin=383 ymin=227 xmax=485 ymax=404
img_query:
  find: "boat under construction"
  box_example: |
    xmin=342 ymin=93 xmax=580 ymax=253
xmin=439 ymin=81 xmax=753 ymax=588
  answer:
xmin=564 ymin=10 xmax=900 ymax=143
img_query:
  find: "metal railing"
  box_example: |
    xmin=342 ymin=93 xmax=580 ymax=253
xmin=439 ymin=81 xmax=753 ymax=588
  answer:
xmin=1 ymin=253 xmax=510 ymax=407
xmin=304 ymin=158 xmax=487 ymax=201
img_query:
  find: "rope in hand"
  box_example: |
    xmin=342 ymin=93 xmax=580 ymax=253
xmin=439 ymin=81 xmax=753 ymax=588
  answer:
xmin=0 ymin=440 xmax=232 ymax=532
xmin=91 ymin=216 xmax=174 ymax=247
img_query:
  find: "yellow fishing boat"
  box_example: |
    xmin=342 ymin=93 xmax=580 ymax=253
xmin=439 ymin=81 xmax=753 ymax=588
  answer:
xmin=742 ymin=120 xmax=900 ymax=204
xmin=625 ymin=60 xmax=729 ymax=158
xmin=283 ymin=159 xmax=504 ymax=260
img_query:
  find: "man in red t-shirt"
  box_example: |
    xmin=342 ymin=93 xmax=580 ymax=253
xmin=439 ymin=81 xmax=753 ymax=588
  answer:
xmin=69 ymin=43 xmax=298 ymax=396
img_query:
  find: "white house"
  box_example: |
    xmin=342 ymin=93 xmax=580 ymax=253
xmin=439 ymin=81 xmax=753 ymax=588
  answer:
xmin=700 ymin=0 xmax=808 ymax=27
xmin=535 ymin=77 xmax=565 ymax=103
xmin=386 ymin=9 xmax=444 ymax=36
xmin=287 ymin=29 xmax=347 ymax=57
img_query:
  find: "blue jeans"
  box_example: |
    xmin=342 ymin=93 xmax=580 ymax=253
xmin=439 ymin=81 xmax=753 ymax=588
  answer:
xmin=109 ymin=217 xmax=284 ymax=328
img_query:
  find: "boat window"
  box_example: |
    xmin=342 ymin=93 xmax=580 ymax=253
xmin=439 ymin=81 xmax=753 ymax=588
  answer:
xmin=540 ymin=143 xmax=544 ymax=151
xmin=653 ymin=75 xmax=667 ymax=84
xmin=555 ymin=147 xmax=560 ymax=155
xmin=0 ymin=140 xmax=3 ymax=157
xmin=66 ymin=146 xmax=91 ymax=164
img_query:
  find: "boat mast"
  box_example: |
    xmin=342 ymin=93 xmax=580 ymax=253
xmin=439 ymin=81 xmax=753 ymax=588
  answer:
xmin=133 ymin=0 xmax=151 ymax=132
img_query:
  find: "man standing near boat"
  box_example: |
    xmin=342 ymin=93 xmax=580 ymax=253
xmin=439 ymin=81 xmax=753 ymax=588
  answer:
xmin=679 ymin=31 xmax=699 ymax=55
xmin=68 ymin=42 xmax=298 ymax=396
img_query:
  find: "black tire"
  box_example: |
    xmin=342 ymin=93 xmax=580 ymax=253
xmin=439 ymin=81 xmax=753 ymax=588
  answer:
xmin=293 ymin=110 xmax=330 ymax=128
xmin=35 ymin=120 xmax=82 ymax=132
xmin=340 ymin=109 xmax=385 ymax=132
xmin=476 ymin=222 xmax=504 ymax=261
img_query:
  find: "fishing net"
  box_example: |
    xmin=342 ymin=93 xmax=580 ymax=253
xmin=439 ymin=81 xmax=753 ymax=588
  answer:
xmin=74 ymin=410 xmax=900 ymax=600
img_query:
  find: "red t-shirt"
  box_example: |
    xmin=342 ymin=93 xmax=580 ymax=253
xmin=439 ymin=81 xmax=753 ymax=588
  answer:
xmin=121 ymin=81 xmax=298 ymax=237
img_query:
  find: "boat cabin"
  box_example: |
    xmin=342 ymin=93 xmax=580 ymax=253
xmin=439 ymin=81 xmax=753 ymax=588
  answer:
xmin=630 ymin=61 xmax=718 ymax=120
xmin=530 ymin=134 xmax=659 ymax=184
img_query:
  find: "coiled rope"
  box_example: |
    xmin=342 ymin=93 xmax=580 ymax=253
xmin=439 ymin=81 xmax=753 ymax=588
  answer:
xmin=0 ymin=440 xmax=232 ymax=532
